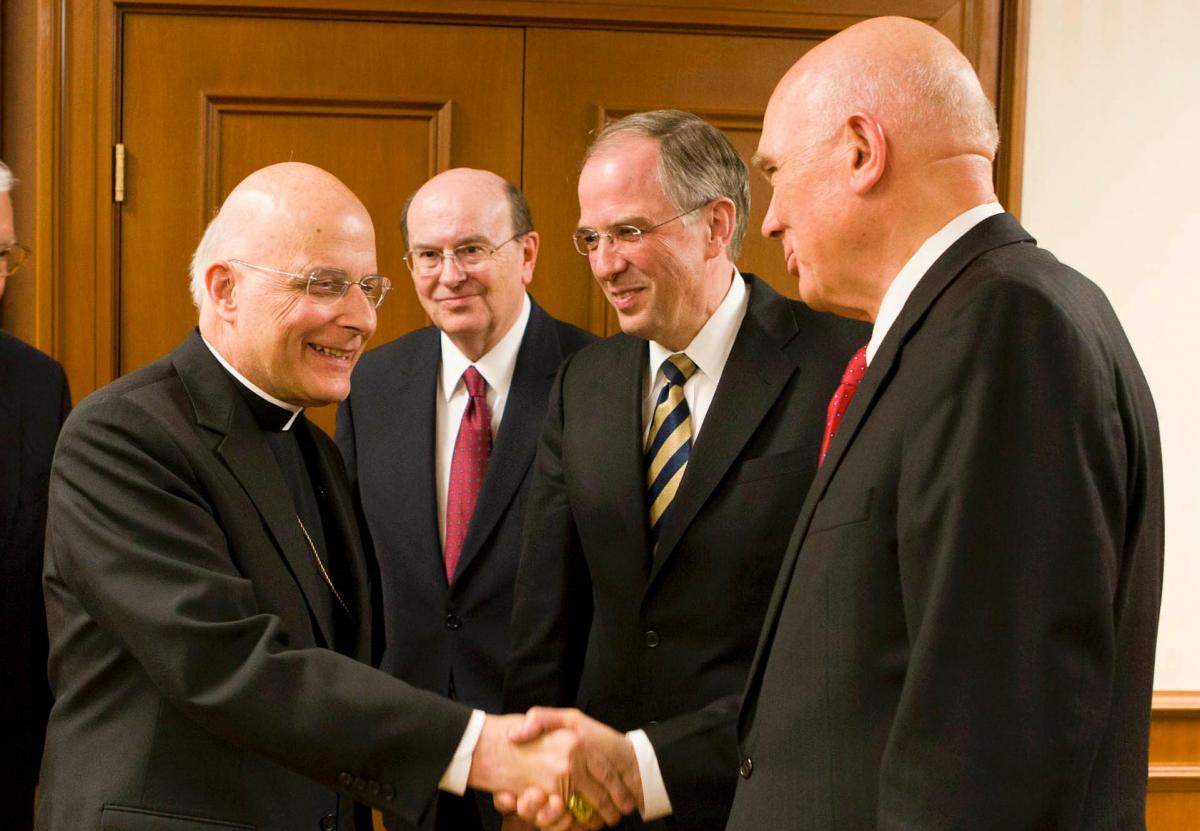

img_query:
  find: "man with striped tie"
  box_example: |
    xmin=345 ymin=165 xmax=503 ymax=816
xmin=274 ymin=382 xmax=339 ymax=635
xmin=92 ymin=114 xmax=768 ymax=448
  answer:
xmin=501 ymin=110 xmax=867 ymax=831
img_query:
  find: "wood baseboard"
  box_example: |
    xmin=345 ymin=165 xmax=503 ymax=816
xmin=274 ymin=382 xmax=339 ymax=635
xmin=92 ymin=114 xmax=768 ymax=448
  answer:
xmin=1148 ymin=692 xmax=1200 ymax=829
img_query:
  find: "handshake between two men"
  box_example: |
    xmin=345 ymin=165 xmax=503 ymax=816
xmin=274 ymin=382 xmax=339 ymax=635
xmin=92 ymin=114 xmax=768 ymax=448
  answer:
xmin=470 ymin=708 xmax=642 ymax=831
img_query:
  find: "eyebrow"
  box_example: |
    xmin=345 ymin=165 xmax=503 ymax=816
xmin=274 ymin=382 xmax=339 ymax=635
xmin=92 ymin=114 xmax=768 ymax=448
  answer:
xmin=409 ymin=233 xmax=493 ymax=249
xmin=576 ymin=216 xmax=655 ymax=232
xmin=750 ymin=152 xmax=773 ymax=172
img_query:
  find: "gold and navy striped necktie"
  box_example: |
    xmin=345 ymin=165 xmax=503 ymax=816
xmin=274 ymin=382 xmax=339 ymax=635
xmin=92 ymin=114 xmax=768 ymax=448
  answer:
xmin=646 ymin=353 xmax=698 ymax=542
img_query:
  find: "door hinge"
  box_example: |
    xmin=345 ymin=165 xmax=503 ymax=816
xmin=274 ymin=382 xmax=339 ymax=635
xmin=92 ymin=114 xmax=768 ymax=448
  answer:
xmin=113 ymin=143 xmax=126 ymax=203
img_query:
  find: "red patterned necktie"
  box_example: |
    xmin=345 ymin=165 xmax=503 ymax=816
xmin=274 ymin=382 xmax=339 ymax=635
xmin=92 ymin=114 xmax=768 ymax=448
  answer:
xmin=444 ymin=366 xmax=491 ymax=580
xmin=819 ymin=345 xmax=868 ymax=466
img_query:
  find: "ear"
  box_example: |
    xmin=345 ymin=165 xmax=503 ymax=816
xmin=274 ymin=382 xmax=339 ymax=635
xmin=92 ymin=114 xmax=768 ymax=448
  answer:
xmin=844 ymin=112 xmax=887 ymax=194
xmin=205 ymin=261 xmax=239 ymax=323
xmin=704 ymin=197 xmax=737 ymax=260
xmin=518 ymin=231 xmax=540 ymax=286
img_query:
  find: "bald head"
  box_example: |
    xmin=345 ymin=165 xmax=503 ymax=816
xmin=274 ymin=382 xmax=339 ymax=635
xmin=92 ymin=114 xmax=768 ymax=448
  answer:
xmin=770 ymin=17 xmax=999 ymax=165
xmin=190 ymin=162 xmax=374 ymax=308
xmin=401 ymin=167 xmax=531 ymax=246
xmin=755 ymin=17 xmax=1000 ymax=319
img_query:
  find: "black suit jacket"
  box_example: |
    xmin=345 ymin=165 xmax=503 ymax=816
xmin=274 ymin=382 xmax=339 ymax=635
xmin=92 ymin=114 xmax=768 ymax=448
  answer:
xmin=0 ymin=331 xmax=70 ymax=826
xmin=728 ymin=214 xmax=1164 ymax=830
xmin=504 ymin=274 xmax=869 ymax=830
xmin=336 ymin=301 xmax=594 ymax=828
xmin=37 ymin=330 xmax=471 ymax=831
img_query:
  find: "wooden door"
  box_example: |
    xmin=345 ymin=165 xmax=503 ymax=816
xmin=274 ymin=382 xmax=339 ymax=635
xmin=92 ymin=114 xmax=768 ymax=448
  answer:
xmin=119 ymin=12 xmax=524 ymax=431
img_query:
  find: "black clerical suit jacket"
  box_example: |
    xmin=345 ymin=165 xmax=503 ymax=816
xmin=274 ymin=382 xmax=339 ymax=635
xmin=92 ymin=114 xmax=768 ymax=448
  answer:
xmin=336 ymin=300 xmax=594 ymax=830
xmin=504 ymin=274 xmax=869 ymax=830
xmin=728 ymin=213 xmax=1165 ymax=830
xmin=0 ymin=331 xmax=70 ymax=829
xmin=37 ymin=330 xmax=471 ymax=831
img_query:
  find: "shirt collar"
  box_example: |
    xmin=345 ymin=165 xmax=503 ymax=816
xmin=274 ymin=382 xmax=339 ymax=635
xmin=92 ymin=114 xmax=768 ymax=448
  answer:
xmin=866 ymin=202 xmax=1004 ymax=365
xmin=201 ymin=334 xmax=303 ymax=431
xmin=647 ymin=267 xmax=748 ymax=384
xmin=439 ymin=293 xmax=531 ymax=401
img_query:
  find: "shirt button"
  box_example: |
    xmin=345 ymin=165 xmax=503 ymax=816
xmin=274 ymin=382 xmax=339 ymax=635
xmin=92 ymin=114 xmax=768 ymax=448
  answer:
xmin=353 ymin=777 xmax=366 ymax=791
xmin=445 ymin=613 xmax=462 ymax=631
xmin=337 ymin=772 xmax=352 ymax=786
xmin=382 ymin=783 xmax=396 ymax=801
xmin=320 ymin=813 xmax=337 ymax=831
xmin=368 ymin=780 xmax=381 ymax=795
xmin=644 ymin=630 xmax=660 ymax=648
xmin=739 ymin=757 xmax=754 ymax=779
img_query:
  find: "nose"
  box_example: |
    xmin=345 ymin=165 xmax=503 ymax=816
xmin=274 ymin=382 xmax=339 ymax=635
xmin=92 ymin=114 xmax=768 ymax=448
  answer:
xmin=761 ymin=191 xmax=783 ymax=239
xmin=589 ymin=235 xmax=626 ymax=283
xmin=437 ymin=256 xmax=468 ymax=288
xmin=337 ymin=281 xmax=378 ymax=339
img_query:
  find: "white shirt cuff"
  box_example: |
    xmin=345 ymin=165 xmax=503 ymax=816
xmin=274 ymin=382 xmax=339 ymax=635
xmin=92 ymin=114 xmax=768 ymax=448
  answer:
xmin=439 ymin=708 xmax=486 ymax=795
xmin=627 ymin=728 xmax=673 ymax=820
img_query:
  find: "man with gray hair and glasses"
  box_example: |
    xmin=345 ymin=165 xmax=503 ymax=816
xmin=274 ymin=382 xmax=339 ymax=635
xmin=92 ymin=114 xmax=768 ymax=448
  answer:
xmin=37 ymin=161 xmax=639 ymax=831
xmin=500 ymin=111 xmax=866 ymax=830
xmin=0 ymin=159 xmax=71 ymax=831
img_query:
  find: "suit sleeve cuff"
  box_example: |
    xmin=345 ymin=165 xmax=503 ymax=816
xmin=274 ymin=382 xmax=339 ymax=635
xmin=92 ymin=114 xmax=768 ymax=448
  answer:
xmin=627 ymin=728 xmax=673 ymax=820
xmin=440 ymin=708 xmax=486 ymax=795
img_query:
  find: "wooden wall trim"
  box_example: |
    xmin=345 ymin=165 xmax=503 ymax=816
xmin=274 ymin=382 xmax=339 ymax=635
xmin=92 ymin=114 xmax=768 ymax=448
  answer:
xmin=994 ymin=0 xmax=1028 ymax=217
xmin=113 ymin=0 xmax=883 ymax=38
xmin=1148 ymin=692 xmax=1200 ymax=801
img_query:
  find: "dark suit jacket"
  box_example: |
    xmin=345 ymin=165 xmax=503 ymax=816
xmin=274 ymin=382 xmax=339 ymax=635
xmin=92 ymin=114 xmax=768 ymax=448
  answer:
xmin=37 ymin=330 xmax=471 ymax=831
xmin=504 ymin=274 xmax=869 ymax=830
xmin=0 ymin=331 xmax=70 ymax=826
xmin=728 ymin=214 xmax=1164 ymax=830
xmin=336 ymin=301 xmax=594 ymax=829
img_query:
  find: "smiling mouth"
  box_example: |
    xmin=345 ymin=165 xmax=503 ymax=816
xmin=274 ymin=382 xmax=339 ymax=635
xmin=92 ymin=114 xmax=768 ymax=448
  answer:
xmin=309 ymin=343 xmax=354 ymax=361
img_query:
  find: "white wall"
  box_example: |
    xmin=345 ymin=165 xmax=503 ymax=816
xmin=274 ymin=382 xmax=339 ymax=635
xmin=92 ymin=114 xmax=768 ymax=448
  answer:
xmin=1022 ymin=0 xmax=1200 ymax=689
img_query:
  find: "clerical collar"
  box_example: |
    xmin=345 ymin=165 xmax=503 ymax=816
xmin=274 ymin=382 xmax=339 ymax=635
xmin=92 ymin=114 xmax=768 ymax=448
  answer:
xmin=201 ymin=335 xmax=303 ymax=432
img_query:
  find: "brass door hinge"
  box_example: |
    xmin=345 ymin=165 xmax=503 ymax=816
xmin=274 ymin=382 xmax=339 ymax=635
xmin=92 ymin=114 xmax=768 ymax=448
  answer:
xmin=114 ymin=143 xmax=126 ymax=203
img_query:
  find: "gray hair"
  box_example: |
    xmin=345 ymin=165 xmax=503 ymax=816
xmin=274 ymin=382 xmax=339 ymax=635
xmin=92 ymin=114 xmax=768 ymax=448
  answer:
xmin=189 ymin=212 xmax=222 ymax=308
xmin=585 ymin=110 xmax=750 ymax=260
xmin=0 ymin=160 xmax=16 ymax=193
xmin=400 ymin=177 xmax=534 ymax=246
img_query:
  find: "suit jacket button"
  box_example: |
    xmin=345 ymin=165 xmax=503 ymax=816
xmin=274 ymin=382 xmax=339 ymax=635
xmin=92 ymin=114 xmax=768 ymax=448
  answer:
xmin=320 ymin=813 xmax=337 ymax=831
xmin=445 ymin=613 xmax=463 ymax=631
xmin=643 ymin=630 xmax=660 ymax=648
xmin=368 ymin=779 xmax=381 ymax=795
xmin=739 ymin=757 xmax=754 ymax=779
xmin=337 ymin=771 xmax=352 ymax=786
xmin=354 ymin=777 xmax=366 ymax=790
xmin=382 ymin=783 xmax=396 ymax=801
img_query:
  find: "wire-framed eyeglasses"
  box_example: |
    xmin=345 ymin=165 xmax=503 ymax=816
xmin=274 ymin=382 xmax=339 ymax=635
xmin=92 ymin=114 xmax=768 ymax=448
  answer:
xmin=227 ymin=259 xmax=392 ymax=309
xmin=0 ymin=242 xmax=30 ymax=276
xmin=403 ymin=231 xmax=528 ymax=277
xmin=572 ymin=203 xmax=707 ymax=256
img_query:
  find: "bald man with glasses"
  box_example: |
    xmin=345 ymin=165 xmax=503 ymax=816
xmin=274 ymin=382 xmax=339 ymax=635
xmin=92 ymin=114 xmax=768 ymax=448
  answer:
xmin=336 ymin=168 xmax=594 ymax=831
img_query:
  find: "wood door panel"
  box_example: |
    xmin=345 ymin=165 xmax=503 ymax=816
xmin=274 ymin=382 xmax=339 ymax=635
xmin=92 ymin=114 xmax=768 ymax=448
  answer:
xmin=120 ymin=12 xmax=524 ymax=431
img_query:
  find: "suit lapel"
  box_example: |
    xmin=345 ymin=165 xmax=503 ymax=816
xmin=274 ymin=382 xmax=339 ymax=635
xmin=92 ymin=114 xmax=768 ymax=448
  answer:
xmin=607 ymin=335 xmax=655 ymax=578
xmin=173 ymin=330 xmax=337 ymax=648
xmin=648 ymin=276 xmax=798 ymax=586
xmin=302 ymin=420 xmax=373 ymax=660
xmin=740 ymin=214 xmax=1036 ymax=721
xmin=455 ymin=303 xmax=560 ymax=583
xmin=0 ymin=345 xmax=17 ymax=548
xmin=376 ymin=331 xmax=444 ymax=587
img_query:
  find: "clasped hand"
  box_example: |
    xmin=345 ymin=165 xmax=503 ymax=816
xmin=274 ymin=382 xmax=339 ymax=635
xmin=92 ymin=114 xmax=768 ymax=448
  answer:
xmin=483 ymin=708 xmax=643 ymax=831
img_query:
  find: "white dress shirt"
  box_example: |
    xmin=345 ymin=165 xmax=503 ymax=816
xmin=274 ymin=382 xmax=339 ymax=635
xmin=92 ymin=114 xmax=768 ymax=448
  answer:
xmin=866 ymin=202 xmax=1004 ymax=365
xmin=435 ymin=293 xmax=531 ymax=545
xmin=630 ymin=268 xmax=749 ymax=821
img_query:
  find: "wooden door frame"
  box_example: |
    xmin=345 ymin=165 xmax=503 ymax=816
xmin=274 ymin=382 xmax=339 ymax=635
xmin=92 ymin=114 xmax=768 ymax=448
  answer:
xmin=3 ymin=0 xmax=1028 ymax=384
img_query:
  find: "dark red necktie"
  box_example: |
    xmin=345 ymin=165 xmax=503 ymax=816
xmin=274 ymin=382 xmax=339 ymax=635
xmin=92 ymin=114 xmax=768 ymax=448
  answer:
xmin=444 ymin=366 xmax=491 ymax=581
xmin=819 ymin=345 xmax=868 ymax=466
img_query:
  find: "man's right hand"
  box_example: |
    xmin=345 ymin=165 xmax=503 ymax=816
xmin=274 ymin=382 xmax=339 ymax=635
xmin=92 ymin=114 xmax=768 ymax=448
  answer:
xmin=468 ymin=713 xmax=637 ymax=829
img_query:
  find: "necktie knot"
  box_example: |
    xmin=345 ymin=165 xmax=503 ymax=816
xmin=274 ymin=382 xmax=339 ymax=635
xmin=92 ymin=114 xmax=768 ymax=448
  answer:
xmin=661 ymin=353 xmax=698 ymax=387
xmin=463 ymin=366 xmax=487 ymax=399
